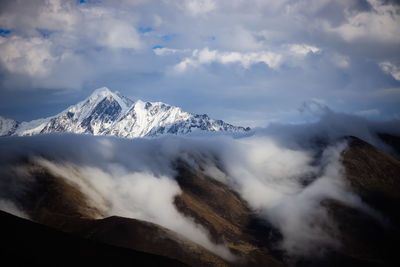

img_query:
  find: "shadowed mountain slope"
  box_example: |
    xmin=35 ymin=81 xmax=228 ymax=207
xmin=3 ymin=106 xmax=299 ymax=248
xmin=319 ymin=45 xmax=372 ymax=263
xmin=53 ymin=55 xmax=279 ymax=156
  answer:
xmin=0 ymin=209 xmax=186 ymax=267
xmin=342 ymin=136 xmax=400 ymax=225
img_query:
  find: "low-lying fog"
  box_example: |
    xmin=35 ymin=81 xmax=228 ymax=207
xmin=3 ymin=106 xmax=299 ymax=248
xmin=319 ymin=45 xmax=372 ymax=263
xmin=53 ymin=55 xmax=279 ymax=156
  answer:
xmin=0 ymin=110 xmax=399 ymax=260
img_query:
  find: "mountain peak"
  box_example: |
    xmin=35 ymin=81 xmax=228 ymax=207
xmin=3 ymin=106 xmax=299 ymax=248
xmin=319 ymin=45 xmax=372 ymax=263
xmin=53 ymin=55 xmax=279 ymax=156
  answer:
xmin=0 ymin=87 xmax=250 ymax=138
xmin=87 ymin=87 xmax=113 ymax=101
xmin=92 ymin=87 xmax=112 ymax=95
xmin=84 ymin=87 xmax=133 ymax=112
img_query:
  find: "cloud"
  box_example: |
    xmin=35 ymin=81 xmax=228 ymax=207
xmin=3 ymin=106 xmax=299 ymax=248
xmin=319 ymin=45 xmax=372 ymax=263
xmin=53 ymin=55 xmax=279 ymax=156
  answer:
xmin=0 ymin=36 xmax=56 ymax=77
xmin=0 ymin=0 xmax=80 ymax=34
xmin=172 ymin=47 xmax=283 ymax=73
xmin=288 ymin=44 xmax=320 ymax=55
xmin=355 ymin=108 xmax=380 ymax=117
xmin=176 ymin=0 xmax=217 ymax=16
xmin=326 ymin=0 xmax=400 ymax=43
xmin=374 ymin=87 xmax=400 ymax=97
xmin=82 ymin=11 xmax=142 ymax=50
xmin=1 ymin=110 xmax=399 ymax=259
xmin=0 ymin=199 xmax=27 ymax=219
xmin=331 ymin=52 xmax=350 ymax=68
xmin=379 ymin=61 xmax=400 ymax=81
xmin=0 ymin=0 xmax=142 ymax=89
xmin=153 ymin=46 xmax=188 ymax=56
xmin=33 ymin=157 xmax=235 ymax=261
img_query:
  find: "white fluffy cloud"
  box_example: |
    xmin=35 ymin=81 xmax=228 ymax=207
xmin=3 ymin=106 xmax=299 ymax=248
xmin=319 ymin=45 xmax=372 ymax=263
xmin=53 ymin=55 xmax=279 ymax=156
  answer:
xmin=288 ymin=44 xmax=320 ymax=56
xmin=379 ymin=61 xmax=400 ymax=81
xmin=0 ymin=0 xmax=79 ymax=33
xmin=175 ymin=0 xmax=217 ymax=16
xmin=0 ymin=36 xmax=56 ymax=77
xmin=173 ymin=47 xmax=283 ymax=73
xmin=327 ymin=0 xmax=400 ymax=43
xmin=0 ymin=0 xmax=142 ymax=89
xmin=80 ymin=6 xmax=142 ymax=50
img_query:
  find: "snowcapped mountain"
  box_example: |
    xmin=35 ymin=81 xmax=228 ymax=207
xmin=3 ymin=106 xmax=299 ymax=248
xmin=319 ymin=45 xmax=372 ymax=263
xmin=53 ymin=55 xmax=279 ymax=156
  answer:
xmin=1 ymin=87 xmax=250 ymax=138
xmin=0 ymin=116 xmax=18 ymax=136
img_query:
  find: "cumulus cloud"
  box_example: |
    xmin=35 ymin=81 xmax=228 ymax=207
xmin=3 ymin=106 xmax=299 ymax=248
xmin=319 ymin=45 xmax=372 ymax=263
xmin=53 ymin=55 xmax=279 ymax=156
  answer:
xmin=172 ymin=47 xmax=283 ymax=73
xmin=0 ymin=36 xmax=56 ymax=77
xmin=0 ymin=0 xmax=142 ymax=89
xmin=327 ymin=0 xmax=400 ymax=43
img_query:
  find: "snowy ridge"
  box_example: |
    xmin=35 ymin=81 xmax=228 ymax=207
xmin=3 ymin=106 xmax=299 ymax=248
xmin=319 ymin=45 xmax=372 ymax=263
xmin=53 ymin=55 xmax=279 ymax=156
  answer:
xmin=0 ymin=87 xmax=250 ymax=138
xmin=0 ymin=116 xmax=18 ymax=136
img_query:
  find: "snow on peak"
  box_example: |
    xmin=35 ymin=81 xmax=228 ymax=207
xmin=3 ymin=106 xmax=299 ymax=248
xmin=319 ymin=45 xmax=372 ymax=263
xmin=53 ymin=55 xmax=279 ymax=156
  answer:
xmin=90 ymin=86 xmax=112 ymax=96
xmin=1 ymin=88 xmax=250 ymax=138
xmin=85 ymin=87 xmax=131 ymax=109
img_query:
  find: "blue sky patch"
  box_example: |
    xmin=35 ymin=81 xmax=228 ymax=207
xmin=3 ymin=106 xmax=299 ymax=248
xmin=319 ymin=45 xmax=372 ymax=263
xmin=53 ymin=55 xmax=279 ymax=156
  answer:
xmin=152 ymin=45 xmax=164 ymax=49
xmin=160 ymin=34 xmax=178 ymax=41
xmin=0 ymin=29 xmax=11 ymax=36
xmin=139 ymin=27 xmax=153 ymax=33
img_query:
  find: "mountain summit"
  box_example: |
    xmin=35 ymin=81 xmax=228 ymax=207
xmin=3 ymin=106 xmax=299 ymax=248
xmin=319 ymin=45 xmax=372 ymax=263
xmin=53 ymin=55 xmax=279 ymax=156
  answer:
xmin=0 ymin=87 xmax=250 ymax=138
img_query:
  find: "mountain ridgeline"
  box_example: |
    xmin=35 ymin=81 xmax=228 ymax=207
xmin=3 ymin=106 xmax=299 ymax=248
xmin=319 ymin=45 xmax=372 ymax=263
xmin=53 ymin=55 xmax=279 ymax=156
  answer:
xmin=0 ymin=87 xmax=250 ymax=138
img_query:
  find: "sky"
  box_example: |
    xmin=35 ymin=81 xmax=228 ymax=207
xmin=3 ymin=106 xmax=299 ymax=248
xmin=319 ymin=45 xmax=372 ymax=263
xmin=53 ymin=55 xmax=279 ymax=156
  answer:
xmin=0 ymin=0 xmax=399 ymax=127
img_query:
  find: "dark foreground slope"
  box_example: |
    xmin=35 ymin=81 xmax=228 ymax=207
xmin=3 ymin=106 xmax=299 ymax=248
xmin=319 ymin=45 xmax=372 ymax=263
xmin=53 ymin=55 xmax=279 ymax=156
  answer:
xmin=342 ymin=136 xmax=400 ymax=226
xmin=0 ymin=210 xmax=185 ymax=267
xmin=38 ymin=213 xmax=229 ymax=267
xmin=330 ymin=136 xmax=400 ymax=266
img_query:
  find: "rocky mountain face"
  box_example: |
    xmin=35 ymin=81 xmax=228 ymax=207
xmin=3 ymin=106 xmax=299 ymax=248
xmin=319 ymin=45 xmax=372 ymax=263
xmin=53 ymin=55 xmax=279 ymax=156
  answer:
xmin=0 ymin=134 xmax=399 ymax=266
xmin=0 ymin=87 xmax=249 ymax=138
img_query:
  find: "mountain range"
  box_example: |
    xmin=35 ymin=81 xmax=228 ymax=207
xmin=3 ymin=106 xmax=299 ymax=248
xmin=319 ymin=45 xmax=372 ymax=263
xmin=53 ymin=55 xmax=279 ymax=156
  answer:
xmin=0 ymin=87 xmax=249 ymax=138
